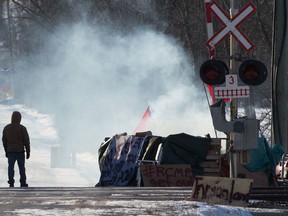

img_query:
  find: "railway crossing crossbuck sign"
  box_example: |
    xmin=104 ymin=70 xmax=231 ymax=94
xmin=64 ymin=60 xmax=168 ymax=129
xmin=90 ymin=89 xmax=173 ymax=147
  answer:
xmin=205 ymin=1 xmax=256 ymax=52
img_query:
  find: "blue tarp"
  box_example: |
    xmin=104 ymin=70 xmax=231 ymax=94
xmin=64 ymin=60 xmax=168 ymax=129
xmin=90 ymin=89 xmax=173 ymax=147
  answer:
xmin=245 ymin=135 xmax=285 ymax=178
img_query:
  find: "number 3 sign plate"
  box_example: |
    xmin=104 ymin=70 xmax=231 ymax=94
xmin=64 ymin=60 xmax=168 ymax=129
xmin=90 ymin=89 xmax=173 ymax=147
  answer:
xmin=214 ymin=75 xmax=250 ymax=98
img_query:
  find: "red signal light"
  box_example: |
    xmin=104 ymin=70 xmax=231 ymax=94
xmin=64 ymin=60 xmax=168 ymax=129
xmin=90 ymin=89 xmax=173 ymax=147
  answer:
xmin=199 ymin=60 xmax=228 ymax=85
xmin=238 ymin=60 xmax=268 ymax=86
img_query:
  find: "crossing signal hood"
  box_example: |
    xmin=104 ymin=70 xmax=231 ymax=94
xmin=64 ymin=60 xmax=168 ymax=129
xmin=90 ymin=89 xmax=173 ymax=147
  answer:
xmin=199 ymin=59 xmax=228 ymax=85
xmin=238 ymin=60 xmax=268 ymax=86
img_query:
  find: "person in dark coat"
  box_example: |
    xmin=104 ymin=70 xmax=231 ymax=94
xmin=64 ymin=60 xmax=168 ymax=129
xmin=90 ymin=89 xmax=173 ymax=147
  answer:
xmin=2 ymin=111 xmax=30 ymax=187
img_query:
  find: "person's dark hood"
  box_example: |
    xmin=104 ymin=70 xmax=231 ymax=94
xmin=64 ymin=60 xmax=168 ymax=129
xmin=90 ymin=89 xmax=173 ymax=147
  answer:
xmin=11 ymin=111 xmax=21 ymax=124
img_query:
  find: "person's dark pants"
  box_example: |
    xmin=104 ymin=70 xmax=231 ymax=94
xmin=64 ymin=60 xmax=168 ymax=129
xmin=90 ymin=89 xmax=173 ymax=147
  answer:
xmin=7 ymin=152 xmax=26 ymax=185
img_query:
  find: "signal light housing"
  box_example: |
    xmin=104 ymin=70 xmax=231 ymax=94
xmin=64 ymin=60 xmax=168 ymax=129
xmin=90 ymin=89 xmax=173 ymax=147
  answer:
xmin=199 ymin=59 xmax=228 ymax=85
xmin=238 ymin=60 xmax=268 ymax=86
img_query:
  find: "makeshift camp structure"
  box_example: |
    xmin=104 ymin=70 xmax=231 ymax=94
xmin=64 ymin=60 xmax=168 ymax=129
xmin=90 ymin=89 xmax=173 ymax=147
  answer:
xmin=96 ymin=132 xmax=215 ymax=187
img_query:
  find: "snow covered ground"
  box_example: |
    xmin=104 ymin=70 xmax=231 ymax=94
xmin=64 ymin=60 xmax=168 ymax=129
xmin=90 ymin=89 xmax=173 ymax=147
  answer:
xmin=0 ymin=103 xmax=285 ymax=216
xmin=0 ymin=103 xmax=100 ymax=187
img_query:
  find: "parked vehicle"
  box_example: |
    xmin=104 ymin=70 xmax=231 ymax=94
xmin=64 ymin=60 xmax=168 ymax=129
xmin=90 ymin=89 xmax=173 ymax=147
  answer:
xmin=275 ymin=153 xmax=288 ymax=185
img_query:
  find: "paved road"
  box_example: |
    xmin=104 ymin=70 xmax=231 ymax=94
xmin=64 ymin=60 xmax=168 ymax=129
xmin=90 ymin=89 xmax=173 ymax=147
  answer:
xmin=0 ymin=187 xmax=287 ymax=215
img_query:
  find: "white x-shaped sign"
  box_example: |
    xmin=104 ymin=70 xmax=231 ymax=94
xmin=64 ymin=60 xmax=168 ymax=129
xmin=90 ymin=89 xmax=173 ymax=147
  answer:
xmin=206 ymin=2 xmax=256 ymax=51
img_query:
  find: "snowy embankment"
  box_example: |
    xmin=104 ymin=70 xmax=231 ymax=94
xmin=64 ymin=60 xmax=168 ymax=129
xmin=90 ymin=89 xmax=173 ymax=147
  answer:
xmin=0 ymin=103 xmax=99 ymax=187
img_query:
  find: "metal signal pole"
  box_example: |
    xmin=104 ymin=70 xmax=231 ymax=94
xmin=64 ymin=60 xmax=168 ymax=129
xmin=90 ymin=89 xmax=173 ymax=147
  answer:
xmin=229 ymin=0 xmax=238 ymax=178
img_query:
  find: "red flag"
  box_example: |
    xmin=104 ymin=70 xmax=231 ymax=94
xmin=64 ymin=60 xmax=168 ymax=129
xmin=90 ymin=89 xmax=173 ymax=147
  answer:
xmin=133 ymin=107 xmax=151 ymax=134
xmin=207 ymin=84 xmax=230 ymax=104
xmin=207 ymin=84 xmax=215 ymax=104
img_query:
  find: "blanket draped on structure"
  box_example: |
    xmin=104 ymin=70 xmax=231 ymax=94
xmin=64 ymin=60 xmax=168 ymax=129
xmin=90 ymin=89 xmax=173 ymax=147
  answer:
xmin=97 ymin=134 xmax=151 ymax=186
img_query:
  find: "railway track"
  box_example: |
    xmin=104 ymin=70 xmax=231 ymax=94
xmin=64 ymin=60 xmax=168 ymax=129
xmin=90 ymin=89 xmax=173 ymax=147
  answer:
xmin=2 ymin=186 xmax=286 ymax=201
xmin=249 ymin=187 xmax=288 ymax=209
xmin=248 ymin=187 xmax=288 ymax=210
xmin=0 ymin=187 xmax=287 ymax=214
xmin=250 ymin=186 xmax=288 ymax=201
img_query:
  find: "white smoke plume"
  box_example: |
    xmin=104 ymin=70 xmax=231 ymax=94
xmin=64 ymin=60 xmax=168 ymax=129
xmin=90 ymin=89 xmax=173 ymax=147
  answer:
xmin=15 ymin=23 xmax=215 ymax=153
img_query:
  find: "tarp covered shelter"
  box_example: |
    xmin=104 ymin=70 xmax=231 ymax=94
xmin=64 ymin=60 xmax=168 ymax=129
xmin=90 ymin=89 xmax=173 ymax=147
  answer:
xmin=96 ymin=132 xmax=211 ymax=186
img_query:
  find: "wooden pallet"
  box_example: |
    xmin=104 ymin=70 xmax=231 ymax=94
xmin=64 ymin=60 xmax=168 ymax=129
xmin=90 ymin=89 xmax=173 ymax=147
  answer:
xmin=201 ymin=138 xmax=222 ymax=176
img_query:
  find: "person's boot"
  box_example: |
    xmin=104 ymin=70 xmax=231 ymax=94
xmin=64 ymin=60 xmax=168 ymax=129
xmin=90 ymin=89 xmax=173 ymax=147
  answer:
xmin=8 ymin=181 xmax=14 ymax=187
xmin=20 ymin=183 xmax=28 ymax=187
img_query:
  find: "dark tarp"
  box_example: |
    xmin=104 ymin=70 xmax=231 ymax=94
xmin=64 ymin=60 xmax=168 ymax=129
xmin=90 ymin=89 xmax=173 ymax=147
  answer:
xmin=160 ymin=133 xmax=211 ymax=175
